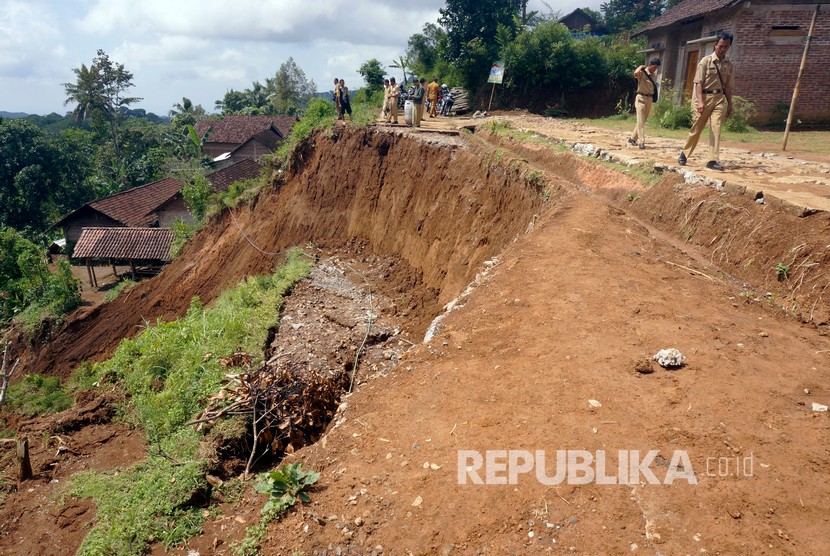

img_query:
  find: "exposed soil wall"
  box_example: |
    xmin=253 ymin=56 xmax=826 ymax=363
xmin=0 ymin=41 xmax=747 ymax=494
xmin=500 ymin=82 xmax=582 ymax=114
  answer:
xmin=631 ymin=178 xmax=830 ymax=327
xmin=11 ymin=128 xmax=547 ymax=379
xmin=477 ymin=128 xmax=830 ymax=329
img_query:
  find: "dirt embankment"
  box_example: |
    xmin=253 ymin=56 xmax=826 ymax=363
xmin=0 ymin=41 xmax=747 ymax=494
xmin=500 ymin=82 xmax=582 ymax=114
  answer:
xmin=10 ymin=128 xmax=546 ymax=380
xmin=3 ymin=121 xmax=830 ymax=555
xmin=479 ymin=128 xmax=830 ymax=329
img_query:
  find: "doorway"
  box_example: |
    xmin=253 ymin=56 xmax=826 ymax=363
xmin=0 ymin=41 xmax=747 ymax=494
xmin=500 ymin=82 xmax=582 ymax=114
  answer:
xmin=683 ymin=50 xmax=699 ymax=101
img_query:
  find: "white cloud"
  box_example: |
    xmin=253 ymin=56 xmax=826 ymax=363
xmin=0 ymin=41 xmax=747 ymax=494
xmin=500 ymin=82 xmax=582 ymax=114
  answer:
xmin=0 ymin=1 xmax=63 ymax=76
xmin=1 ymin=0 xmax=602 ymax=114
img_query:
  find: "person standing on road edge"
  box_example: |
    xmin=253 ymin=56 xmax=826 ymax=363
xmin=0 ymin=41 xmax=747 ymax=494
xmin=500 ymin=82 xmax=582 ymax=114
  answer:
xmin=333 ymin=78 xmax=341 ymax=119
xmin=427 ymin=78 xmax=441 ymax=118
xmin=678 ymin=31 xmax=735 ymax=171
xmin=386 ymin=77 xmax=399 ymax=124
xmin=628 ymin=58 xmax=661 ymax=150
xmin=382 ymin=78 xmax=390 ymax=119
xmin=412 ymin=78 xmax=425 ymax=127
xmin=338 ymin=79 xmax=352 ymax=122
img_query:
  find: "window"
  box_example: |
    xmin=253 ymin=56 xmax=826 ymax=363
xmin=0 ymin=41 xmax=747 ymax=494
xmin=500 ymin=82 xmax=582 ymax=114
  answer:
xmin=768 ymin=25 xmax=804 ymax=45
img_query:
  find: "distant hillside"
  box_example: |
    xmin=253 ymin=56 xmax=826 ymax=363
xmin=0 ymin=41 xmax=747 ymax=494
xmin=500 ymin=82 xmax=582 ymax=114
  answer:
xmin=1 ymin=111 xmax=29 ymax=119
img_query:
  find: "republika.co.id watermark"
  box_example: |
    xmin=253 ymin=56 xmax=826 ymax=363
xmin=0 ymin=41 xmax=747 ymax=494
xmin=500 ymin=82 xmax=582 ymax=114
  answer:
xmin=457 ymin=450 xmax=755 ymax=485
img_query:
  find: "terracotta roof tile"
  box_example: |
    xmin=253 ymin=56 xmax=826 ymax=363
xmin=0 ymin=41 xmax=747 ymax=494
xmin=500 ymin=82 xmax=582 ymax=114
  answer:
xmin=89 ymin=177 xmax=184 ymax=226
xmin=73 ymin=227 xmax=175 ymax=261
xmin=206 ymin=158 xmax=265 ymax=193
xmin=635 ymin=0 xmax=741 ymax=35
xmin=194 ymin=115 xmax=298 ymax=144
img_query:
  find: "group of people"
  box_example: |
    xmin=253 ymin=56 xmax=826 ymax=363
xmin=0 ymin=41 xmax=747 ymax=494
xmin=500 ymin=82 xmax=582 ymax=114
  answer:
xmin=332 ymin=78 xmax=352 ymax=122
xmin=629 ymin=30 xmax=735 ymax=171
xmin=381 ymin=77 xmax=443 ymax=127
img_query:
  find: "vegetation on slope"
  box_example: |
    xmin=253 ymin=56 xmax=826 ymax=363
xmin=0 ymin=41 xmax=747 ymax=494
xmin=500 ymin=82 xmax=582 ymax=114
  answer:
xmin=66 ymin=248 xmax=312 ymax=555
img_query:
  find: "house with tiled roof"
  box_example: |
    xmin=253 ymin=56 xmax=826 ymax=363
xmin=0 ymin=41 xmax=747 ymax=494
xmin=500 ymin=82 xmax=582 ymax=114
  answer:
xmin=73 ymin=227 xmax=176 ymax=285
xmin=559 ymin=8 xmax=599 ymax=32
xmin=149 ymin=158 xmax=265 ymax=227
xmin=53 ymin=159 xmax=265 ymax=246
xmin=52 ymin=177 xmax=184 ymax=244
xmin=195 ymin=115 xmax=298 ymax=163
xmin=633 ymin=0 xmax=829 ymax=125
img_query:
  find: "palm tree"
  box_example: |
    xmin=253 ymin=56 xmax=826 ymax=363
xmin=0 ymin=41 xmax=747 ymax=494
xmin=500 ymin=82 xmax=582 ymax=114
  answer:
xmin=169 ymin=96 xmax=194 ymax=117
xmin=63 ymin=63 xmax=101 ymax=125
xmin=389 ymin=55 xmax=412 ymax=85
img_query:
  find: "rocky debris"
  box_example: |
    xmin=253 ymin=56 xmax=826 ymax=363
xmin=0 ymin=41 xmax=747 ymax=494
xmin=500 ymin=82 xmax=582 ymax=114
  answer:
xmin=812 ymin=402 xmax=828 ymax=412
xmin=191 ymin=253 xmax=414 ymax=466
xmin=267 ymin=255 xmax=409 ymax=385
xmin=653 ymin=348 xmax=686 ymax=369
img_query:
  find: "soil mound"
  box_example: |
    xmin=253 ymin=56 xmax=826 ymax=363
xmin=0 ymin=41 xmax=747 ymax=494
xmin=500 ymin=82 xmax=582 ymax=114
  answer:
xmin=11 ymin=128 xmax=546 ymax=380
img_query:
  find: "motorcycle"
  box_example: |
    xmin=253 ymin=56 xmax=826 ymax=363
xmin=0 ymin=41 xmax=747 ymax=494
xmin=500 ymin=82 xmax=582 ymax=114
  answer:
xmin=440 ymin=85 xmax=454 ymax=116
xmin=397 ymin=83 xmax=415 ymax=110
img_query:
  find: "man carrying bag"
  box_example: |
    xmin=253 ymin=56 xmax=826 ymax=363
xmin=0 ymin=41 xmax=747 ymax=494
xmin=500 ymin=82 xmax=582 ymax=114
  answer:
xmin=628 ymin=58 xmax=661 ymax=150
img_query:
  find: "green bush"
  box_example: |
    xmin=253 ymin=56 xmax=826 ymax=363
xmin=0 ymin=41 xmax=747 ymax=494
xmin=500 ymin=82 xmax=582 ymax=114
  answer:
xmin=6 ymin=374 xmax=72 ymax=417
xmin=1 ymin=227 xmax=81 ymax=326
xmin=652 ymin=82 xmax=676 ymax=122
xmin=67 ymin=248 xmax=313 ymax=555
xmin=660 ymin=104 xmax=693 ymax=129
xmin=723 ymin=95 xmax=757 ymax=132
xmin=273 ymin=98 xmax=338 ymax=164
xmin=104 ymin=278 xmax=138 ymax=302
xmin=169 ymin=218 xmax=198 ymax=259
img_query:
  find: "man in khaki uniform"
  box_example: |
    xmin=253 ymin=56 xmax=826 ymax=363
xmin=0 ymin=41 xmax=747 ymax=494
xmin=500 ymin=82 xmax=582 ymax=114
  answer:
xmin=386 ymin=77 xmax=399 ymax=124
xmin=412 ymin=78 xmax=425 ymax=127
xmin=678 ymin=31 xmax=735 ymax=171
xmin=628 ymin=58 xmax=661 ymax=149
xmin=382 ymin=78 xmax=390 ymax=119
xmin=427 ymin=78 xmax=441 ymax=117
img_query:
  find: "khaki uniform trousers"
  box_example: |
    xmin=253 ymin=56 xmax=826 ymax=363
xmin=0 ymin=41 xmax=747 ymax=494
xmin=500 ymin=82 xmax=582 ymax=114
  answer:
xmin=428 ymin=95 xmax=438 ymax=117
xmin=414 ymin=102 xmax=424 ymax=127
xmin=386 ymin=96 xmax=398 ymax=123
xmin=683 ymin=94 xmax=726 ymax=162
xmin=630 ymin=94 xmax=652 ymax=144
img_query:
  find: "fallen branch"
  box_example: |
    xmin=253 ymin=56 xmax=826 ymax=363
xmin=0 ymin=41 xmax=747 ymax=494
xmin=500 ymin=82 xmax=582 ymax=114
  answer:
xmin=1 ymin=342 xmax=21 ymax=410
xmin=664 ymin=261 xmax=717 ymax=282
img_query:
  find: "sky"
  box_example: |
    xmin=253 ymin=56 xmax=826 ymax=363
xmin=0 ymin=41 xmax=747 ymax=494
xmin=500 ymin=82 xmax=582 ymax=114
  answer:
xmin=0 ymin=0 xmax=601 ymax=116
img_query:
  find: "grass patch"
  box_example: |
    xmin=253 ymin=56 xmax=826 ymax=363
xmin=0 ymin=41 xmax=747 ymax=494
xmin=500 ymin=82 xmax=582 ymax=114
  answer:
xmin=104 ymin=278 xmax=138 ymax=303
xmin=5 ymin=374 xmax=72 ymax=417
xmin=66 ymin=248 xmax=313 ymax=555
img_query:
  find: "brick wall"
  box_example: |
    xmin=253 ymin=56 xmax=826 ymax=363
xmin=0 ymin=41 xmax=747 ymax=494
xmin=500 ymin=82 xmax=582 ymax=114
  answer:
xmin=644 ymin=1 xmax=829 ymax=124
xmin=734 ymin=4 xmax=829 ymax=124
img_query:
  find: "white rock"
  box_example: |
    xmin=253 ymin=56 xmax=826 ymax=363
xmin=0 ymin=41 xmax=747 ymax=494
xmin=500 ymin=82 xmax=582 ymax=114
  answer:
xmin=653 ymin=348 xmax=686 ymax=368
xmin=811 ymin=402 xmax=828 ymax=412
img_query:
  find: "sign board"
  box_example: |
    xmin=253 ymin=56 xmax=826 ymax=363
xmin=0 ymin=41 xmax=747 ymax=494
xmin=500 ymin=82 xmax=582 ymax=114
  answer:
xmin=487 ymin=61 xmax=505 ymax=84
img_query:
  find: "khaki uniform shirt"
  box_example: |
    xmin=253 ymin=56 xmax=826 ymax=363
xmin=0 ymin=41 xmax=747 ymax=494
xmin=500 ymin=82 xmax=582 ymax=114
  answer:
xmin=427 ymin=81 xmax=441 ymax=101
xmin=694 ymin=53 xmax=734 ymax=93
xmin=635 ymin=69 xmax=657 ymax=95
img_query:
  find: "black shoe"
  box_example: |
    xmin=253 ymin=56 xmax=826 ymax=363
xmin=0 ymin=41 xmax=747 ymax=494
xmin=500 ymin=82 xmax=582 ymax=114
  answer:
xmin=628 ymin=138 xmax=637 ymax=146
xmin=639 ymin=143 xmax=645 ymax=150
xmin=706 ymin=160 xmax=723 ymax=171
xmin=678 ymin=152 xmax=687 ymax=165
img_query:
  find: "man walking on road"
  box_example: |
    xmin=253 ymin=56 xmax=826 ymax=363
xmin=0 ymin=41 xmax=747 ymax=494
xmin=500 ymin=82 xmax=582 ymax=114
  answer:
xmin=678 ymin=31 xmax=735 ymax=171
xmin=628 ymin=58 xmax=661 ymax=150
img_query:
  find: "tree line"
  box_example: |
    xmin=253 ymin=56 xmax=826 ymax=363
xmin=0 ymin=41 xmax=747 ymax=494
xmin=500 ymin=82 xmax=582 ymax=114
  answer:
xmin=2 ymin=0 xmax=675 ymax=330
